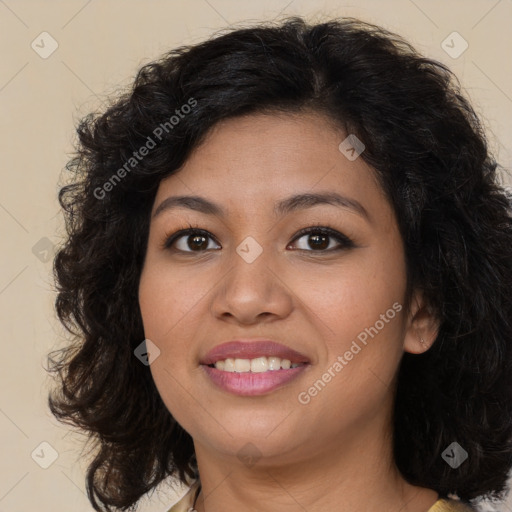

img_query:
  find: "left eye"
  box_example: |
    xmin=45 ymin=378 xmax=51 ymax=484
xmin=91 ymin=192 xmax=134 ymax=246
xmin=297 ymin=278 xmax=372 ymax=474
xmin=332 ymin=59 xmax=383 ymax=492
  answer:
xmin=287 ymin=227 xmax=354 ymax=252
xmin=162 ymin=226 xmax=354 ymax=253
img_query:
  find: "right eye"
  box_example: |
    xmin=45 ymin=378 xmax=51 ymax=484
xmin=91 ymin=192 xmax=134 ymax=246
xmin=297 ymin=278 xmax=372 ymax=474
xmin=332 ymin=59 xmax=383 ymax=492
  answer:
xmin=162 ymin=228 xmax=221 ymax=253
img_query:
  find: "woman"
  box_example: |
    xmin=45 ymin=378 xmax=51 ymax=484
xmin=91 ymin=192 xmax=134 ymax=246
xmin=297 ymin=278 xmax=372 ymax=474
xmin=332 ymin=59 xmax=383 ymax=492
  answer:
xmin=48 ymin=16 xmax=512 ymax=512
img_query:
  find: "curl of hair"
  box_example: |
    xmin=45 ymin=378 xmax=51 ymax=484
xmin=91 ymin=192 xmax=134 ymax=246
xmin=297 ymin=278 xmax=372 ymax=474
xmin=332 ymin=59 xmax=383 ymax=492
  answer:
xmin=48 ymin=16 xmax=512 ymax=511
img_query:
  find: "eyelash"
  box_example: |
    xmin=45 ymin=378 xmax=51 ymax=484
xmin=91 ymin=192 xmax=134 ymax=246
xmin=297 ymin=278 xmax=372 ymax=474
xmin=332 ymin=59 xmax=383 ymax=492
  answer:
xmin=160 ymin=222 xmax=355 ymax=254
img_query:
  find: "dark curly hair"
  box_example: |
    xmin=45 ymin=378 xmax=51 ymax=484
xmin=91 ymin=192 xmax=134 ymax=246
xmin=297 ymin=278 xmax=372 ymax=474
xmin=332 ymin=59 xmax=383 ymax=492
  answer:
xmin=47 ymin=15 xmax=512 ymax=512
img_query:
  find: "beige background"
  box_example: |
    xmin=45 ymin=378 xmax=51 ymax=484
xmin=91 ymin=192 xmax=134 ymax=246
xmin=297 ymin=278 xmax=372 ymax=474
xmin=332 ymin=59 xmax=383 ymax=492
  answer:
xmin=1 ymin=1 xmax=511 ymax=511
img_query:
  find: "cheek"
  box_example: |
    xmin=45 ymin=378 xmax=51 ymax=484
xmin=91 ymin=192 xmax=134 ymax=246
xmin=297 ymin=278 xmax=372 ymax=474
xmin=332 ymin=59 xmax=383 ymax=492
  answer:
xmin=138 ymin=264 xmax=202 ymax=423
xmin=300 ymin=250 xmax=406 ymax=338
xmin=299 ymin=247 xmax=406 ymax=393
xmin=138 ymin=259 xmax=212 ymax=403
xmin=138 ymin=259 xmax=206 ymax=343
xmin=298 ymin=268 xmax=405 ymax=430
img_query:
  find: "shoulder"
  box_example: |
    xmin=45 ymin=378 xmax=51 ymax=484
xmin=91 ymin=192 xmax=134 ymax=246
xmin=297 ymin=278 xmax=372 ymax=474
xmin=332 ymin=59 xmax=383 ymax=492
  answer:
xmin=428 ymin=498 xmax=477 ymax=512
xmin=166 ymin=480 xmax=200 ymax=512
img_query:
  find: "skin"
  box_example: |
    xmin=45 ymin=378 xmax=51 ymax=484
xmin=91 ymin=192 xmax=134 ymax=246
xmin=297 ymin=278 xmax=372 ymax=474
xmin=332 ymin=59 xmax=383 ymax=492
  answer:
xmin=138 ymin=111 xmax=440 ymax=512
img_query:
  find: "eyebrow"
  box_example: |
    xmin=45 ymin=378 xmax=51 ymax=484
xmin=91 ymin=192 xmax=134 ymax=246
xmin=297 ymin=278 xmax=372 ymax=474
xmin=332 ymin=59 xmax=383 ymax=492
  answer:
xmin=152 ymin=192 xmax=371 ymax=222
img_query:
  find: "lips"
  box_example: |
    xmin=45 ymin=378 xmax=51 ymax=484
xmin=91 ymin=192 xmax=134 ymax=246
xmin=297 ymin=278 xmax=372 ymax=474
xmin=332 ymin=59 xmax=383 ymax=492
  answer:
xmin=201 ymin=364 xmax=309 ymax=396
xmin=200 ymin=340 xmax=311 ymax=366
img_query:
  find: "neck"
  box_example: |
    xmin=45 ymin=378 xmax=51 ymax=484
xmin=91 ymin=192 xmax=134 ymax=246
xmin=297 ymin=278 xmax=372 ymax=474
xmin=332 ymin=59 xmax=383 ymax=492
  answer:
xmin=190 ymin=411 xmax=438 ymax=512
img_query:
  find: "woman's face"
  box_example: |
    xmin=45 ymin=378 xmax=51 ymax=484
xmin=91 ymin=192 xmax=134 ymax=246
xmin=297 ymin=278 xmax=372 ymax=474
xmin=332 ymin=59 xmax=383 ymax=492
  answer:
xmin=138 ymin=111 xmax=432 ymax=467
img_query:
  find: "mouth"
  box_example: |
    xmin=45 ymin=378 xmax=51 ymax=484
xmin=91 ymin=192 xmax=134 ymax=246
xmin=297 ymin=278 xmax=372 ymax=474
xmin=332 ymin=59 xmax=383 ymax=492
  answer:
xmin=199 ymin=339 xmax=312 ymax=396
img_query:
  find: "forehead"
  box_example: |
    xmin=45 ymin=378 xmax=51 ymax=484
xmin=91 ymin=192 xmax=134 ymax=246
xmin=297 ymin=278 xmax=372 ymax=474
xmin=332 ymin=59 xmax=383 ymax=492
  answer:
xmin=152 ymin=112 xmax=388 ymax=220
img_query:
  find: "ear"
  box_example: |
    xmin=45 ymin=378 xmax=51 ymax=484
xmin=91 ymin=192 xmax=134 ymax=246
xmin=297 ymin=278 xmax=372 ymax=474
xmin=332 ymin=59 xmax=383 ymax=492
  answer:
xmin=403 ymin=289 xmax=440 ymax=355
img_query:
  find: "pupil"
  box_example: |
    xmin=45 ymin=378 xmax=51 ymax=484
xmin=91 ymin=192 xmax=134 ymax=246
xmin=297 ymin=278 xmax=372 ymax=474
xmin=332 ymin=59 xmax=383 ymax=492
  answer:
xmin=309 ymin=233 xmax=328 ymax=250
xmin=189 ymin=235 xmax=207 ymax=250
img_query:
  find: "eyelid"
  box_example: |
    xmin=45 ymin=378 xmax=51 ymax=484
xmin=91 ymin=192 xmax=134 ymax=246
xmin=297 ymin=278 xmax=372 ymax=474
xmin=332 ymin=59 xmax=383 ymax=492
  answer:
xmin=160 ymin=223 xmax=217 ymax=251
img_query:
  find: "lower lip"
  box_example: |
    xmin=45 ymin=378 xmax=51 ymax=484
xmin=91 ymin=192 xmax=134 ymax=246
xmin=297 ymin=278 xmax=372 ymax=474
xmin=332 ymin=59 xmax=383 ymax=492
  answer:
xmin=201 ymin=364 xmax=310 ymax=396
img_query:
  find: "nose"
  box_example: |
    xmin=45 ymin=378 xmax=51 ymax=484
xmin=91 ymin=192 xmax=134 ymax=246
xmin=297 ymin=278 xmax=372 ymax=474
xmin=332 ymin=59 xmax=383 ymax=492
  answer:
xmin=210 ymin=243 xmax=294 ymax=325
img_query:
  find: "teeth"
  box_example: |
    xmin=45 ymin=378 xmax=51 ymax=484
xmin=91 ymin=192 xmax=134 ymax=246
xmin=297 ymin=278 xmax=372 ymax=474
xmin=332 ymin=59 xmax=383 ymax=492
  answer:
xmin=235 ymin=358 xmax=251 ymax=372
xmin=212 ymin=356 xmax=302 ymax=372
xmin=251 ymin=356 xmax=268 ymax=373
xmin=268 ymin=356 xmax=282 ymax=370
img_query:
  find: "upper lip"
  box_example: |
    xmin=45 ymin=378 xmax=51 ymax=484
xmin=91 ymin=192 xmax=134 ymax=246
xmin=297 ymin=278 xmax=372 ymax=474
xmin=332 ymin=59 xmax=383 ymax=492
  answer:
xmin=200 ymin=340 xmax=311 ymax=365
